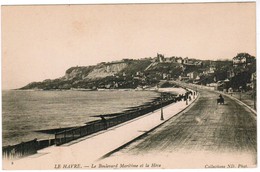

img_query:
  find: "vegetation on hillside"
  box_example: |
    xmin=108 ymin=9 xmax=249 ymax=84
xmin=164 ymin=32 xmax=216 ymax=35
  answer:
xmin=20 ymin=53 xmax=256 ymax=91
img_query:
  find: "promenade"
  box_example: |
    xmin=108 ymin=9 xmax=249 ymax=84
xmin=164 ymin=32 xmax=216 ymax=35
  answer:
xmin=103 ymin=87 xmax=257 ymax=168
xmin=4 ymin=89 xmax=198 ymax=170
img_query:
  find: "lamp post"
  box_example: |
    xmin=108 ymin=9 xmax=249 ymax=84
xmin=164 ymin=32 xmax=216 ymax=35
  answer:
xmin=160 ymin=93 xmax=164 ymax=121
xmin=239 ymin=86 xmax=242 ymax=100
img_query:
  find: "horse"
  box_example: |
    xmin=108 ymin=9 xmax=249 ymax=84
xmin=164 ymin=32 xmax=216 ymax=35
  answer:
xmin=217 ymin=97 xmax=224 ymax=105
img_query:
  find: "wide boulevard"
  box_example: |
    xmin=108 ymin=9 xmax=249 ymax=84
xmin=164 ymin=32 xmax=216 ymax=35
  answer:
xmin=103 ymin=88 xmax=257 ymax=168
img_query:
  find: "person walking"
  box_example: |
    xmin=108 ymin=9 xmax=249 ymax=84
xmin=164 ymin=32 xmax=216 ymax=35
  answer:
xmin=100 ymin=115 xmax=107 ymax=130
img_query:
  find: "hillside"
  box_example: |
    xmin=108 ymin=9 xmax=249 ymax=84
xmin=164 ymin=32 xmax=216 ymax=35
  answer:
xmin=20 ymin=59 xmax=154 ymax=90
xmin=20 ymin=53 xmax=256 ymax=91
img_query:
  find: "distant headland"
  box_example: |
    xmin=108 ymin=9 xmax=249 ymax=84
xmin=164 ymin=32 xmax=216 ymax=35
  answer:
xmin=20 ymin=53 xmax=256 ymax=91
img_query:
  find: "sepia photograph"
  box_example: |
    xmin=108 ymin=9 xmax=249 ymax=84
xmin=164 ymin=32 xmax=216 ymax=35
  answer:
xmin=1 ymin=1 xmax=257 ymax=170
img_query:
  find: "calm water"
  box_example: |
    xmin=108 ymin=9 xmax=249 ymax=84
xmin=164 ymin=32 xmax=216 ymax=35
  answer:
xmin=2 ymin=90 xmax=159 ymax=146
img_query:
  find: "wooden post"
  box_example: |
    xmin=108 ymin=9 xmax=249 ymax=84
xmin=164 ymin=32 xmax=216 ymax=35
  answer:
xmin=160 ymin=93 xmax=164 ymax=120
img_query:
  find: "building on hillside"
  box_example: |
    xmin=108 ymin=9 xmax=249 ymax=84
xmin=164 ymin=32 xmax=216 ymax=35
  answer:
xmin=136 ymin=71 xmax=144 ymax=77
xmin=202 ymin=69 xmax=209 ymax=75
xmin=156 ymin=53 xmax=165 ymax=62
xmin=170 ymin=57 xmax=177 ymax=63
xmin=195 ymin=75 xmax=201 ymax=80
xmin=194 ymin=61 xmax=203 ymax=67
xmin=183 ymin=57 xmax=189 ymax=64
xmin=208 ymin=64 xmax=216 ymax=74
xmin=164 ymin=57 xmax=172 ymax=63
xmin=187 ymin=71 xmax=199 ymax=80
xmin=233 ymin=56 xmax=246 ymax=68
xmin=178 ymin=74 xmax=189 ymax=81
xmin=176 ymin=57 xmax=183 ymax=64
xmin=251 ymin=72 xmax=256 ymax=82
xmin=106 ymin=65 xmax=111 ymax=72
xmin=227 ymin=69 xmax=235 ymax=78
xmin=151 ymin=57 xmax=157 ymax=62
xmin=202 ymin=65 xmax=215 ymax=75
xmin=206 ymin=82 xmax=218 ymax=87
xmin=233 ymin=53 xmax=255 ymax=68
xmin=162 ymin=73 xmax=170 ymax=80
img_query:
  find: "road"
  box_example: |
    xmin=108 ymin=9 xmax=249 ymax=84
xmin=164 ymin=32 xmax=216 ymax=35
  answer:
xmin=102 ymin=89 xmax=257 ymax=168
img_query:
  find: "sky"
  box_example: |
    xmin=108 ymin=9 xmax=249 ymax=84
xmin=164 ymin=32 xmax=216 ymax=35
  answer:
xmin=2 ymin=2 xmax=256 ymax=89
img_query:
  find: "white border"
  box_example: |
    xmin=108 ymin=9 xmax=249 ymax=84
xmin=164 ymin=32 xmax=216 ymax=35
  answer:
xmin=0 ymin=0 xmax=257 ymax=5
xmin=0 ymin=1 xmax=258 ymax=172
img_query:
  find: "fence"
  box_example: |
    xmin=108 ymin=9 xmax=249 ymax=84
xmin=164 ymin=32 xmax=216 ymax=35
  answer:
xmin=54 ymin=92 xmax=191 ymax=146
xmin=2 ymin=138 xmax=55 ymax=159
xmin=3 ymin=91 xmax=193 ymax=158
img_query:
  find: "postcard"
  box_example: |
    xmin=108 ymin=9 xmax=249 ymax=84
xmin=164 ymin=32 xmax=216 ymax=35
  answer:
xmin=1 ymin=1 xmax=257 ymax=170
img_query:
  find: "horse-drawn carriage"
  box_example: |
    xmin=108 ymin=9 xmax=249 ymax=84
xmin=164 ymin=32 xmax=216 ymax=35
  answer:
xmin=217 ymin=95 xmax=224 ymax=105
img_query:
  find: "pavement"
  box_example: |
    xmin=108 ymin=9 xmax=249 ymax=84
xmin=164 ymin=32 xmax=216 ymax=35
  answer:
xmin=3 ymin=89 xmax=198 ymax=170
xmin=227 ymin=92 xmax=256 ymax=113
xmin=102 ymin=88 xmax=257 ymax=169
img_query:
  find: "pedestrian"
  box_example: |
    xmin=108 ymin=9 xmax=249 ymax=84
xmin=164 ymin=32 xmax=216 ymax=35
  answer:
xmin=100 ymin=115 xmax=107 ymax=130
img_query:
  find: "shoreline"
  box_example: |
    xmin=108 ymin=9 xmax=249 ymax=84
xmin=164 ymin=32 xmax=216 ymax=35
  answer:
xmin=3 ymin=87 xmax=198 ymax=169
xmin=2 ymin=87 xmax=186 ymax=147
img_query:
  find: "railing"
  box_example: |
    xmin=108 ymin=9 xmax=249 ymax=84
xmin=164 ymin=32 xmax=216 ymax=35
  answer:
xmin=55 ymin=92 xmax=192 ymax=146
xmin=2 ymin=139 xmax=37 ymax=159
xmin=3 ymin=91 xmax=194 ymax=158
xmin=2 ymin=138 xmax=55 ymax=159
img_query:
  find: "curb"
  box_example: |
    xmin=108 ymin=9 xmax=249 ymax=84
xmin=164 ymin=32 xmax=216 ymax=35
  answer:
xmin=173 ymin=81 xmax=256 ymax=116
xmin=216 ymin=91 xmax=257 ymax=116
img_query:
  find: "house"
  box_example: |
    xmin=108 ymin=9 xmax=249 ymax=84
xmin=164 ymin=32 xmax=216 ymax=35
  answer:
xmin=187 ymin=71 xmax=199 ymax=80
xmin=162 ymin=73 xmax=170 ymax=80
xmin=227 ymin=69 xmax=235 ymax=78
xmin=183 ymin=57 xmax=189 ymax=64
xmin=233 ymin=53 xmax=255 ymax=68
xmin=136 ymin=71 xmax=144 ymax=76
xmin=233 ymin=56 xmax=246 ymax=67
xmin=179 ymin=74 xmax=189 ymax=81
xmin=195 ymin=75 xmax=201 ymax=80
xmin=206 ymin=82 xmax=218 ymax=87
xmin=251 ymin=72 xmax=256 ymax=82
xmin=106 ymin=65 xmax=111 ymax=72
xmin=164 ymin=58 xmax=172 ymax=63
xmin=202 ymin=69 xmax=209 ymax=75
xmin=194 ymin=61 xmax=203 ymax=67
xmin=170 ymin=57 xmax=177 ymax=63
xmin=202 ymin=66 xmax=215 ymax=75
xmin=208 ymin=65 xmax=216 ymax=74
xmin=176 ymin=57 xmax=183 ymax=64
xmin=151 ymin=57 xmax=157 ymax=62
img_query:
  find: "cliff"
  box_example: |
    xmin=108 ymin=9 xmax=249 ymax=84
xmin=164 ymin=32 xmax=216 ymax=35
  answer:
xmin=20 ymin=59 xmax=153 ymax=90
xmin=20 ymin=53 xmax=255 ymax=90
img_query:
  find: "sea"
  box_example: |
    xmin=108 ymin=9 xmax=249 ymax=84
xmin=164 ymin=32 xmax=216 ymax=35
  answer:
xmin=2 ymin=90 xmax=160 ymax=146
